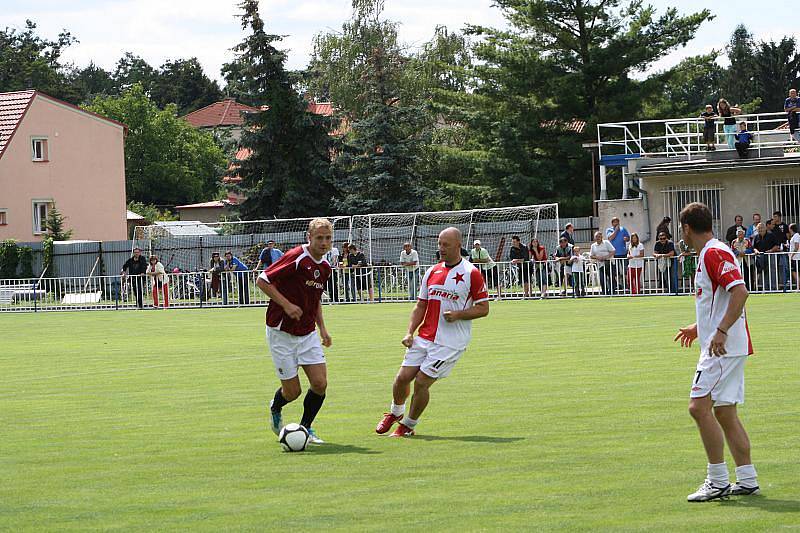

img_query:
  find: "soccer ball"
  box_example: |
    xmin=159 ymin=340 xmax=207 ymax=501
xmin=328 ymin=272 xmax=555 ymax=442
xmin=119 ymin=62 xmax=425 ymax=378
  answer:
xmin=279 ymin=423 xmax=309 ymax=452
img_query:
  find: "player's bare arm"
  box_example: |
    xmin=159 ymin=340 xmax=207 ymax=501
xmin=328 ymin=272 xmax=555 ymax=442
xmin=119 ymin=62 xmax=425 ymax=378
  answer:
xmin=443 ymin=300 xmax=489 ymax=322
xmin=256 ymin=277 xmax=302 ymax=320
xmin=402 ymin=299 xmax=428 ymax=347
xmin=315 ymin=298 xmax=332 ymax=347
xmin=709 ymin=284 xmax=748 ymax=357
xmin=674 ymin=323 xmax=698 ymax=347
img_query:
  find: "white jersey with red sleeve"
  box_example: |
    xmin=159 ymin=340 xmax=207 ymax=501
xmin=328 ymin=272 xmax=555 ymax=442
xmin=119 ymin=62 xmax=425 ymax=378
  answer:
xmin=694 ymin=238 xmax=753 ymax=358
xmin=416 ymin=259 xmax=489 ymax=350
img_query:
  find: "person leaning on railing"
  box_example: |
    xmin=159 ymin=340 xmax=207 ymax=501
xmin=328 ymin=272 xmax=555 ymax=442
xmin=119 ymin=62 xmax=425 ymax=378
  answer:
xmin=718 ymin=98 xmax=742 ymax=149
xmin=590 ymin=231 xmax=615 ymax=295
xmin=121 ymin=247 xmax=148 ymax=309
xmin=730 ymin=229 xmax=752 ymax=289
xmin=529 ymin=238 xmax=548 ymax=298
xmin=653 ymin=232 xmax=677 ymax=294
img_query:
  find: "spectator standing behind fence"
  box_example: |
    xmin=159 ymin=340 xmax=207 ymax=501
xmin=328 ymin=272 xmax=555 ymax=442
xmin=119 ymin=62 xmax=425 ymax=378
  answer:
xmin=718 ymin=99 xmax=742 ymax=149
xmin=121 ymin=247 xmax=148 ymax=309
xmin=656 ymin=216 xmax=673 ymax=241
xmin=324 ymin=243 xmax=340 ymax=303
xmin=700 ymin=104 xmax=718 ymax=151
xmin=731 ymin=229 xmax=752 ymax=289
xmin=224 ymin=251 xmax=250 ymax=305
xmin=255 ymin=240 xmax=283 ymax=271
xmin=789 ymin=223 xmax=800 ymax=288
xmin=470 ymin=240 xmax=497 ymax=294
xmin=147 ymin=255 xmax=169 ymax=308
xmin=529 ymin=238 xmax=548 ymax=298
xmin=569 ymin=246 xmax=586 ymax=297
xmin=752 ymin=222 xmax=780 ymax=291
xmin=340 ymin=243 xmax=354 ymax=302
xmin=678 ymin=236 xmax=698 ymax=293
xmin=349 ymin=244 xmax=373 ymax=302
xmin=554 ymin=236 xmax=573 ymax=297
xmin=560 ymin=223 xmax=575 ymax=245
xmin=605 ymin=216 xmax=630 ymax=293
xmin=209 ymin=252 xmax=225 ymax=300
xmin=734 ymin=121 xmax=753 ymax=158
xmin=725 ymin=215 xmax=746 ymax=244
xmin=590 ymin=231 xmax=615 ymax=295
xmin=785 ymin=88 xmax=800 ymax=142
xmin=771 ymin=211 xmax=790 ymax=288
xmin=508 ymin=235 xmax=530 ymax=297
xmin=626 ymin=233 xmax=645 ymax=295
xmin=653 ymin=232 xmax=676 ymax=294
xmin=400 ymin=242 xmax=420 ymax=300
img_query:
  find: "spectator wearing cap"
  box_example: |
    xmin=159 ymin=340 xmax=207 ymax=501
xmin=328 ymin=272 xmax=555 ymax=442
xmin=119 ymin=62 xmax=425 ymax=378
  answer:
xmin=605 ymin=215 xmax=630 ymax=293
xmin=560 ymin=223 xmax=575 ymax=245
xmin=470 ymin=239 xmax=498 ymax=292
xmin=400 ymin=242 xmax=420 ymax=300
xmin=508 ymin=235 xmax=530 ymax=297
xmin=255 ymin=240 xmax=283 ymax=271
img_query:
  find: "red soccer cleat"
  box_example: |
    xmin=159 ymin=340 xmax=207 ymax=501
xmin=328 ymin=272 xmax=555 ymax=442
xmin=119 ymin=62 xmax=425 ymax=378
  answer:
xmin=375 ymin=413 xmax=402 ymax=434
xmin=390 ymin=423 xmax=415 ymax=438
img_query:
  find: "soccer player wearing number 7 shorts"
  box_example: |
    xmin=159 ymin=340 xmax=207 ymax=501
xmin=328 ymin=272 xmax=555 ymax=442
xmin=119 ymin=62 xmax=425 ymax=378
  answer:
xmin=674 ymin=202 xmax=759 ymax=502
xmin=256 ymin=218 xmax=334 ymax=445
xmin=375 ymin=227 xmax=489 ymax=437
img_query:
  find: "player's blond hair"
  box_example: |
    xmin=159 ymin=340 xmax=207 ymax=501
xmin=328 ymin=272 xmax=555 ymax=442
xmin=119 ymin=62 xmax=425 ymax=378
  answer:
xmin=307 ymin=217 xmax=334 ymax=236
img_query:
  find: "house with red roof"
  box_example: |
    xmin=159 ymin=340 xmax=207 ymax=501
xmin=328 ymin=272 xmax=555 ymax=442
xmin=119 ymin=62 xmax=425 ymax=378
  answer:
xmin=0 ymin=90 xmax=128 ymax=242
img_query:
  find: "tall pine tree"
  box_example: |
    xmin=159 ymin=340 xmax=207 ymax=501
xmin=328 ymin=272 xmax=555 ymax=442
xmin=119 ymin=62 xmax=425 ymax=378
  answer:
xmin=223 ymin=0 xmax=337 ymax=219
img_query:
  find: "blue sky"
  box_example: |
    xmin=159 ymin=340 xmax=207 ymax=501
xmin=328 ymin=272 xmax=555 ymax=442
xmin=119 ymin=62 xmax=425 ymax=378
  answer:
xmin=3 ymin=0 xmax=796 ymax=82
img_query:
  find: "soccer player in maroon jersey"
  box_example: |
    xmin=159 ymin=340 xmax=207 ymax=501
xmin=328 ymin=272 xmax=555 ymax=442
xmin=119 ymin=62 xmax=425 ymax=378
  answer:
xmin=375 ymin=227 xmax=490 ymax=437
xmin=256 ymin=218 xmax=333 ymax=445
xmin=674 ymin=202 xmax=759 ymax=502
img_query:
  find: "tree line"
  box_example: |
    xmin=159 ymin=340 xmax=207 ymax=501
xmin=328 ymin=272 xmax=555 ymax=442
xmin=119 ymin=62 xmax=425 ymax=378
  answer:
xmin=4 ymin=3 xmax=800 ymax=218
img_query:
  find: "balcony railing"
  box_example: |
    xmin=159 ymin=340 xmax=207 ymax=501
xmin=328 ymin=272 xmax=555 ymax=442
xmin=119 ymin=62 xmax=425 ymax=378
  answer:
xmin=598 ymin=111 xmax=796 ymax=162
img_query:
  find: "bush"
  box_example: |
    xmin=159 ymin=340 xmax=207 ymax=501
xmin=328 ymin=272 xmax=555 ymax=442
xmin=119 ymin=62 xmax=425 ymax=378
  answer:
xmin=0 ymin=240 xmax=19 ymax=279
xmin=18 ymin=246 xmax=34 ymax=278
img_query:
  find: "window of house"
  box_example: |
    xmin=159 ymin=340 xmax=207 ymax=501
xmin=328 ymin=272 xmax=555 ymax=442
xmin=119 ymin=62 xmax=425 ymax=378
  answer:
xmin=31 ymin=137 xmax=49 ymax=162
xmin=765 ymin=179 xmax=800 ymax=223
xmin=0 ymin=209 xmax=7 ymax=225
xmin=32 ymin=201 xmax=52 ymax=234
xmin=661 ymin=184 xmax=724 ymax=239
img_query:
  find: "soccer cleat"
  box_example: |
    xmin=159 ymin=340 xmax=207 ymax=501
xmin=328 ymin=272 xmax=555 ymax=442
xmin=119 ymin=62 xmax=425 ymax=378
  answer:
xmin=730 ymin=483 xmax=761 ymax=496
xmin=687 ymin=479 xmax=731 ymax=502
xmin=269 ymin=400 xmax=283 ymax=436
xmin=375 ymin=413 xmax=402 ymax=434
xmin=306 ymin=427 xmax=325 ymax=445
xmin=390 ymin=423 xmax=415 ymax=438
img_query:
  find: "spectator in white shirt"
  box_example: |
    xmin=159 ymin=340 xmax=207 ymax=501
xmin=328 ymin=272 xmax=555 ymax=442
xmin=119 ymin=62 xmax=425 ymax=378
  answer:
xmin=790 ymin=223 xmax=800 ymax=289
xmin=626 ymin=232 xmax=645 ymax=295
xmin=147 ymin=255 xmax=169 ymax=308
xmin=399 ymin=242 xmax=420 ymax=300
xmin=569 ymin=246 xmax=586 ymax=297
xmin=590 ymin=231 xmax=616 ymax=295
xmin=325 ymin=244 xmax=340 ymax=302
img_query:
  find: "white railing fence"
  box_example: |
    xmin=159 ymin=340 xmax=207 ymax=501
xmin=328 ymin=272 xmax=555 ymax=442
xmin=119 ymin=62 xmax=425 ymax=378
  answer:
xmin=2 ymin=254 xmax=798 ymax=312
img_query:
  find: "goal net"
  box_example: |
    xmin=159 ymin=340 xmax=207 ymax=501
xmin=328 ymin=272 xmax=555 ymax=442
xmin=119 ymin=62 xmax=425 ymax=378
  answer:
xmin=133 ymin=204 xmax=559 ymax=270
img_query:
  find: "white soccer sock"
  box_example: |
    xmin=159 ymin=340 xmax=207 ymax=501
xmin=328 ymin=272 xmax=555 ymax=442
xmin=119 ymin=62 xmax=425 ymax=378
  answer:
xmin=401 ymin=416 xmax=418 ymax=428
xmin=390 ymin=403 xmax=405 ymax=417
xmin=735 ymin=464 xmax=758 ymax=488
xmin=707 ymin=462 xmax=729 ymax=487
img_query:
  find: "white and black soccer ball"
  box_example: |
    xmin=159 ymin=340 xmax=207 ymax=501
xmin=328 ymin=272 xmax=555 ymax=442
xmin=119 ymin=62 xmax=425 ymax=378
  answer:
xmin=279 ymin=423 xmax=309 ymax=452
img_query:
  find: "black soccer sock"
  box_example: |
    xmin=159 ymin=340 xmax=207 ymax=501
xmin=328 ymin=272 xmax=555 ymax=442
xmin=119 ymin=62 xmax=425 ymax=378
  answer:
xmin=300 ymin=390 xmax=326 ymax=428
xmin=272 ymin=388 xmax=290 ymax=412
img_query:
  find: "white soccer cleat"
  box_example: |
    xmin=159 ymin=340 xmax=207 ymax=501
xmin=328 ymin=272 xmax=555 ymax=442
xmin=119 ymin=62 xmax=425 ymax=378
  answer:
xmin=730 ymin=483 xmax=761 ymax=496
xmin=306 ymin=427 xmax=325 ymax=445
xmin=687 ymin=479 xmax=731 ymax=502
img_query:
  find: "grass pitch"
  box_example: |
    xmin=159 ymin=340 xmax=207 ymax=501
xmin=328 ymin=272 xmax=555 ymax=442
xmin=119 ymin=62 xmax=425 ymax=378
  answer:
xmin=2 ymin=295 xmax=799 ymax=531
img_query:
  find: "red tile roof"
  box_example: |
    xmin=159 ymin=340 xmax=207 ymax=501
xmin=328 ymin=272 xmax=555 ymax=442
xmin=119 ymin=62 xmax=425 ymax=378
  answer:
xmin=0 ymin=90 xmax=36 ymax=160
xmin=183 ymin=98 xmax=260 ymax=128
xmin=540 ymin=118 xmax=587 ymax=134
xmin=307 ymin=102 xmax=333 ymax=116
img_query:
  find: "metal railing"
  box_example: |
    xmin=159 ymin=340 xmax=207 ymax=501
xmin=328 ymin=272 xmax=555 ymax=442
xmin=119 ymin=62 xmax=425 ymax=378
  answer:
xmin=598 ymin=112 xmax=797 ymax=161
xmin=2 ymin=255 xmax=798 ymax=312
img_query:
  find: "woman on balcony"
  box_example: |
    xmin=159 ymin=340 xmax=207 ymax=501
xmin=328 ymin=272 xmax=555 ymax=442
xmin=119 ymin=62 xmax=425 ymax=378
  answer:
xmin=717 ymin=98 xmax=742 ymax=149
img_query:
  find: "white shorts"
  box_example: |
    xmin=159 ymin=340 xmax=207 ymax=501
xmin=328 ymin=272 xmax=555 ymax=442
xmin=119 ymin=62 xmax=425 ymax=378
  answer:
xmin=266 ymin=326 xmax=325 ymax=380
xmin=690 ymin=355 xmax=747 ymax=406
xmin=402 ymin=337 xmax=465 ymax=379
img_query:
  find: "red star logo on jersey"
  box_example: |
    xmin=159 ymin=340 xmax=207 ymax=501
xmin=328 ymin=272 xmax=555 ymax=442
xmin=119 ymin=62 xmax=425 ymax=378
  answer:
xmin=453 ymin=272 xmax=465 ymax=284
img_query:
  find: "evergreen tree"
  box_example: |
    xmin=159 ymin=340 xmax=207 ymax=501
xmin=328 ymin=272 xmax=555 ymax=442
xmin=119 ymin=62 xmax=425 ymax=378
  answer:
xmin=222 ymin=0 xmax=337 ymax=219
xmin=45 ymin=205 xmax=73 ymax=241
xmin=722 ymin=25 xmax=758 ymax=108
xmin=753 ymin=38 xmax=800 ymax=112
xmin=151 ymin=58 xmax=224 ymax=115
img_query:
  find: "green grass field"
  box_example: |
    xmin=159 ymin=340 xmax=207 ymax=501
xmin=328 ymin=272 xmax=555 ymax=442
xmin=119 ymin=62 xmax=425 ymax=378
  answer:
xmin=2 ymin=295 xmax=799 ymax=531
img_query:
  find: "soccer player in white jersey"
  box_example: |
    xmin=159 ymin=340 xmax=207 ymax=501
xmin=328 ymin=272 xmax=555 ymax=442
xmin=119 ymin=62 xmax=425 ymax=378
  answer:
xmin=375 ymin=227 xmax=489 ymax=437
xmin=674 ymin=202 xmax=759 ymax=502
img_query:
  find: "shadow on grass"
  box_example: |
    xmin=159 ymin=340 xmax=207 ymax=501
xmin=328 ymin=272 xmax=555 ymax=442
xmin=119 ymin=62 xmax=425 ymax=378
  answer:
xmin=307 ymin=443 xmax=381 ymax=455
xmin=412 ymin=435 xmax=524 ymax=444
xmin=719 ymin=496 xmax=800 ymax=513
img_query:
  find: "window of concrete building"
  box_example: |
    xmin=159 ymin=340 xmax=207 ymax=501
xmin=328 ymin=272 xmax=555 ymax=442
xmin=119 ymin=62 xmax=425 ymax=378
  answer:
xmin=766 ymin=179 xmax=800 ymax=224
xmin=661 ymin=184 xmax=723 ymax=238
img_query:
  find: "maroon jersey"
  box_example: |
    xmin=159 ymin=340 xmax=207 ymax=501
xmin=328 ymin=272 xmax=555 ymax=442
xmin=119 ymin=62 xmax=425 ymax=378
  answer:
xmin=258 ymin=245 xmax=331 ymax=336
